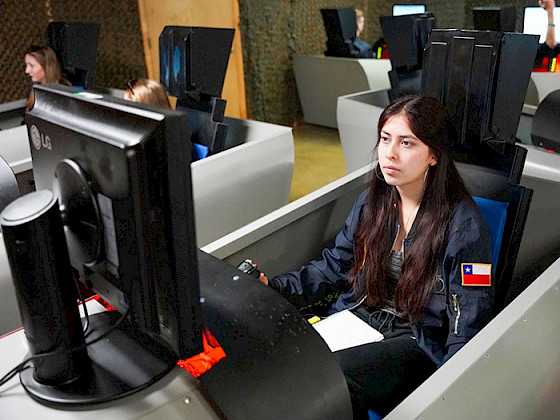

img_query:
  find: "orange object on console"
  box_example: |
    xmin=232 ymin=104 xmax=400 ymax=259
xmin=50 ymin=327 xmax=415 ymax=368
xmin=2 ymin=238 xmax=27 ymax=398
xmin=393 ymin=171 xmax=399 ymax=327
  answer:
xmin=178 ymin=328 xmax=226 ymax=377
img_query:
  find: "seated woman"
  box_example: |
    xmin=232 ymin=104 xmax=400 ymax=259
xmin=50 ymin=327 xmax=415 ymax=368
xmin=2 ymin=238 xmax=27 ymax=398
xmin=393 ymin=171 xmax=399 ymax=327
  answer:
xmin=124 ymin=78 xmax=211 ymax=160
xmin=353 ymin=8 xmax=373 ymax=58
xmin=24 ymin=45 xmax=71 ymax=110
xmin=124 ymin=78 xmax=171 ymax=108
xmin=259 ymin=95 xmax=493 ymax=417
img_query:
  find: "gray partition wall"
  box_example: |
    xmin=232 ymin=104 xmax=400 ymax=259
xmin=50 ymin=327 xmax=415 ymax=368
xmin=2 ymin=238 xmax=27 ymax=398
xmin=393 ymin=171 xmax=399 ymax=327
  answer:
xmin=386 ymin=256 xmax=560 ymax=419
xmin=293 ymin=55 xmax=391 ymax=128
xmin=203 ymin=165 xmax=372 ymax=277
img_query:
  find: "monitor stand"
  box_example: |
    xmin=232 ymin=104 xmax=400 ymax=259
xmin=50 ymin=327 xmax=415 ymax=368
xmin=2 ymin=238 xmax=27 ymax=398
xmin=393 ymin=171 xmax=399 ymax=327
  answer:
xmin=20 ymin=311 xmax=178 ymax=406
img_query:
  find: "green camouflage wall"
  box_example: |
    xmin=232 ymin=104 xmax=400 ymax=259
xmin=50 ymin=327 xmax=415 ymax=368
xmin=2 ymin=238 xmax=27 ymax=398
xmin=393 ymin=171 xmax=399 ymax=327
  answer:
xmin=239 ymin=0 xmax=539 ymax=125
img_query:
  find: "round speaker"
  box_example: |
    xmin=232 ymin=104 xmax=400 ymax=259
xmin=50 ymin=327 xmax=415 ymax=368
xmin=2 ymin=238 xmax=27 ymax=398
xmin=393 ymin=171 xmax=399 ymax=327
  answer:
xmin=1 ymin=190 xmax=89 ymax=385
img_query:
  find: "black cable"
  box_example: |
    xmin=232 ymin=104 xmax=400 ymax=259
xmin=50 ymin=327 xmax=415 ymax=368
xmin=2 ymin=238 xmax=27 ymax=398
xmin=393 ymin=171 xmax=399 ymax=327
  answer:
xmin=0 ymin=307 xmax=130 ymax=390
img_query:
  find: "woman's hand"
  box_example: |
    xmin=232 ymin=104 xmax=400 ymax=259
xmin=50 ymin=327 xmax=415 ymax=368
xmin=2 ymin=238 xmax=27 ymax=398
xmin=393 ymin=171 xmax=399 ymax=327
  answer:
xmin=258 ymin=273 xmax=269 ymax=286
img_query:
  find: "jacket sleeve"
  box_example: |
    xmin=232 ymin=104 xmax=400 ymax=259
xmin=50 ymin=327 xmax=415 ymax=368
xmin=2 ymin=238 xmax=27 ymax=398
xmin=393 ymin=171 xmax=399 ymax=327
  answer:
xmin=440 ymin=208 xmax=494 ymax=365
xmin=268 ymin=191 xmax=367 ymax=313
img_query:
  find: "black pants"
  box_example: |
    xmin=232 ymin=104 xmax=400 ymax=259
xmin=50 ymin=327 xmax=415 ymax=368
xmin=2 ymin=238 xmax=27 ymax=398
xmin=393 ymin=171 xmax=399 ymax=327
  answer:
xmin=333 ymin=310 xmax=437 ymax=418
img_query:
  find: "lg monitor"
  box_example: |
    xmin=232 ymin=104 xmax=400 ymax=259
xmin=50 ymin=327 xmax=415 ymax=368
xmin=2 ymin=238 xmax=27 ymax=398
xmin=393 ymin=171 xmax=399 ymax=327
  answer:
xmin=523 ymin=6 xmax=560 ymax=44
xmin=21 ymin=84 xmax=203 ymax=405
xmin=393 ymin=4 xmax=426 ymax=16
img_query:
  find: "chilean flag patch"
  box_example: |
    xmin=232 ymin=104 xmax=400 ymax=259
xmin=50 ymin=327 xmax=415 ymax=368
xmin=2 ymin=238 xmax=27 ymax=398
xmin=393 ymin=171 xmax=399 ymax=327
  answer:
xmin=461 ymin=263 xmax=492 ymax=286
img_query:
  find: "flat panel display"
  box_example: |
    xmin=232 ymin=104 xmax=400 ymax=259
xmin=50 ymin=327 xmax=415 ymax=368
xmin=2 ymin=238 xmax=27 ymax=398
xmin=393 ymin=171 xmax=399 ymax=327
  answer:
xmin=523 ymin=6 xmax=560 ymax=44
xmin=393 ymin=4 xmax=426 ymax=16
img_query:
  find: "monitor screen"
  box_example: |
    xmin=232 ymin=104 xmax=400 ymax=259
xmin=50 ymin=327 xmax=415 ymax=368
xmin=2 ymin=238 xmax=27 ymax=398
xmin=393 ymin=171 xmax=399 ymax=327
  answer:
xmin=523 ymin=6 xmax=560 ymax=44
xmin=393 ymin=4 xmax=426 ymax=16
xmin=26 ymin=84 xmax=203 ymax=361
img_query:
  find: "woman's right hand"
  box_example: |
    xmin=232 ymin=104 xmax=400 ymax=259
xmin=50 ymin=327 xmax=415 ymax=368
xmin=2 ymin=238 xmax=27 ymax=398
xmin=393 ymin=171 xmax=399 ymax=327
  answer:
xmin=258 ymin=273 xmax=269 ymax=286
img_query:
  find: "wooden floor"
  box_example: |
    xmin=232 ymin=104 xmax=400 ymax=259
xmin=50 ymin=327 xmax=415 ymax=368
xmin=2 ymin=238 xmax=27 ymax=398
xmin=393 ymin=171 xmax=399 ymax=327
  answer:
xmin=289 ymin=124 xmax=347 ymax=201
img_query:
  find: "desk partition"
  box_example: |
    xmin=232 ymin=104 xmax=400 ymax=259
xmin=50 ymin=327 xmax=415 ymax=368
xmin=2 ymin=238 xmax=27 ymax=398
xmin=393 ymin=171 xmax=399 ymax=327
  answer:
xmin=293 ymin=55 xmax=391 ymax=128
xmin=204 ymin=160 xmax=560 ymax=418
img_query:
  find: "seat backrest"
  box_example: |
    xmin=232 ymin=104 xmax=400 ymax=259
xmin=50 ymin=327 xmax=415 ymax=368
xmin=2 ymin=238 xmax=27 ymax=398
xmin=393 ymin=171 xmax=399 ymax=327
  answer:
xmin=458 ymin=162 xmax=533 ymax=314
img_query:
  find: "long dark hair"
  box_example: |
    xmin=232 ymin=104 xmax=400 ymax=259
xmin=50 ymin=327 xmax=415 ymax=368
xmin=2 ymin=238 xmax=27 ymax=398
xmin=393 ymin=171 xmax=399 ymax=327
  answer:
xmin=350 ymin=95 xmax=471 ymax=321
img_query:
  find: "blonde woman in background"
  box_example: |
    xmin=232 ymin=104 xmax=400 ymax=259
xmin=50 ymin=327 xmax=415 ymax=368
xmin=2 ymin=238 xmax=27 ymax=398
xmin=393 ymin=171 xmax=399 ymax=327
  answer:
xmin=124 ymin=78 xmax=172 ymax=108
xmin=353 ymin=8 xmax=373 ymax=58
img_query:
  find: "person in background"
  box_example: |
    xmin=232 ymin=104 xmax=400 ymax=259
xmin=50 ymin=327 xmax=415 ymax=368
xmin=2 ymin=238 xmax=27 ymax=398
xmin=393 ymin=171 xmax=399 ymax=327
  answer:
xmin=542 ymin=0 xmax=557 ymax=48
xmin=124 ymin=78 xmax=171 ymax=108
xmin=259 ymin=95 xmax=493 ymax=418
xmin=24 ymin=45 xmax=70 ymax=109
xmin=534 ymin=0 xmax=560 ymax=71
xmin=353 ymin=8 xmax=374 ymax=58
xmin=123 ymin=78 xmax=211 ymax=160
xmin=356 ymin=8 xmax=366 ymax=39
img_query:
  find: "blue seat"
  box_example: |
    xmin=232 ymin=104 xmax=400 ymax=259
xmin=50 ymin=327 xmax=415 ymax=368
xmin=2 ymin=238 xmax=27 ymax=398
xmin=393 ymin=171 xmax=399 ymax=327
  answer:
xmin=369 ymin=409 xmax=383 ymax=420
xmin=472 ymin=196 xmax=508 ymax=275
xmin=192 ymin=142 xmax=210 ymax=161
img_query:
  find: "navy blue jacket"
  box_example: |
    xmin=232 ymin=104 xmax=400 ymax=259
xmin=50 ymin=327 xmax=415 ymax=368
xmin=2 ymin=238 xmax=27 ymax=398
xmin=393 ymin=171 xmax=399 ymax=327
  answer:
xmin=270 ymin=191 xmax=494 ymax=367
xmin=353 ymin=37 xmax=374 ymax=58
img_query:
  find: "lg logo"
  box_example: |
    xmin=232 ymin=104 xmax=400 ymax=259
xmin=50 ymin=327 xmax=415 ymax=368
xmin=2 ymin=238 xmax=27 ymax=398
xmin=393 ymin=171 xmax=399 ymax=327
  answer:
xmin=30 ymin=125 xmax=52 ymax=151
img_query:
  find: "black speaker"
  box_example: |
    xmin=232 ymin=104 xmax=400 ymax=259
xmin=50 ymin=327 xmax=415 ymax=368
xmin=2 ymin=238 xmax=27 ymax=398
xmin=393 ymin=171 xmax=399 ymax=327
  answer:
xmin=1 ymin=190 xmax=88 ymax=386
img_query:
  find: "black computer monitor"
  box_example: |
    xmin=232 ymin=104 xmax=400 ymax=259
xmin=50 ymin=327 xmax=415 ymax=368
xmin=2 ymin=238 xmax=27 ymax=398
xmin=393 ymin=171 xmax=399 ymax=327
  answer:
xmin=160 ymin=26 xmax=233 ymax=156
xmin=159 ymin=26 xmax=234 ymax=101
xmin=321 ymin=7 xmax=360 ymax=58
xmin=393 ymin=4 xmax=426 ymax=16
xmin=523 ymin=6 xmax=560 ymax=44
xmin=380 ymin=12 xmax=437 ymax=98
xmin=473 ymin=6 xmax=516 ymax=32
xmin=46 ymin=22 xmax=100 ymax=89
xmin=24 ymin=84 xmax=203 ymax=404
xmin=422 ymin=29 xmax=539 ymax=168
